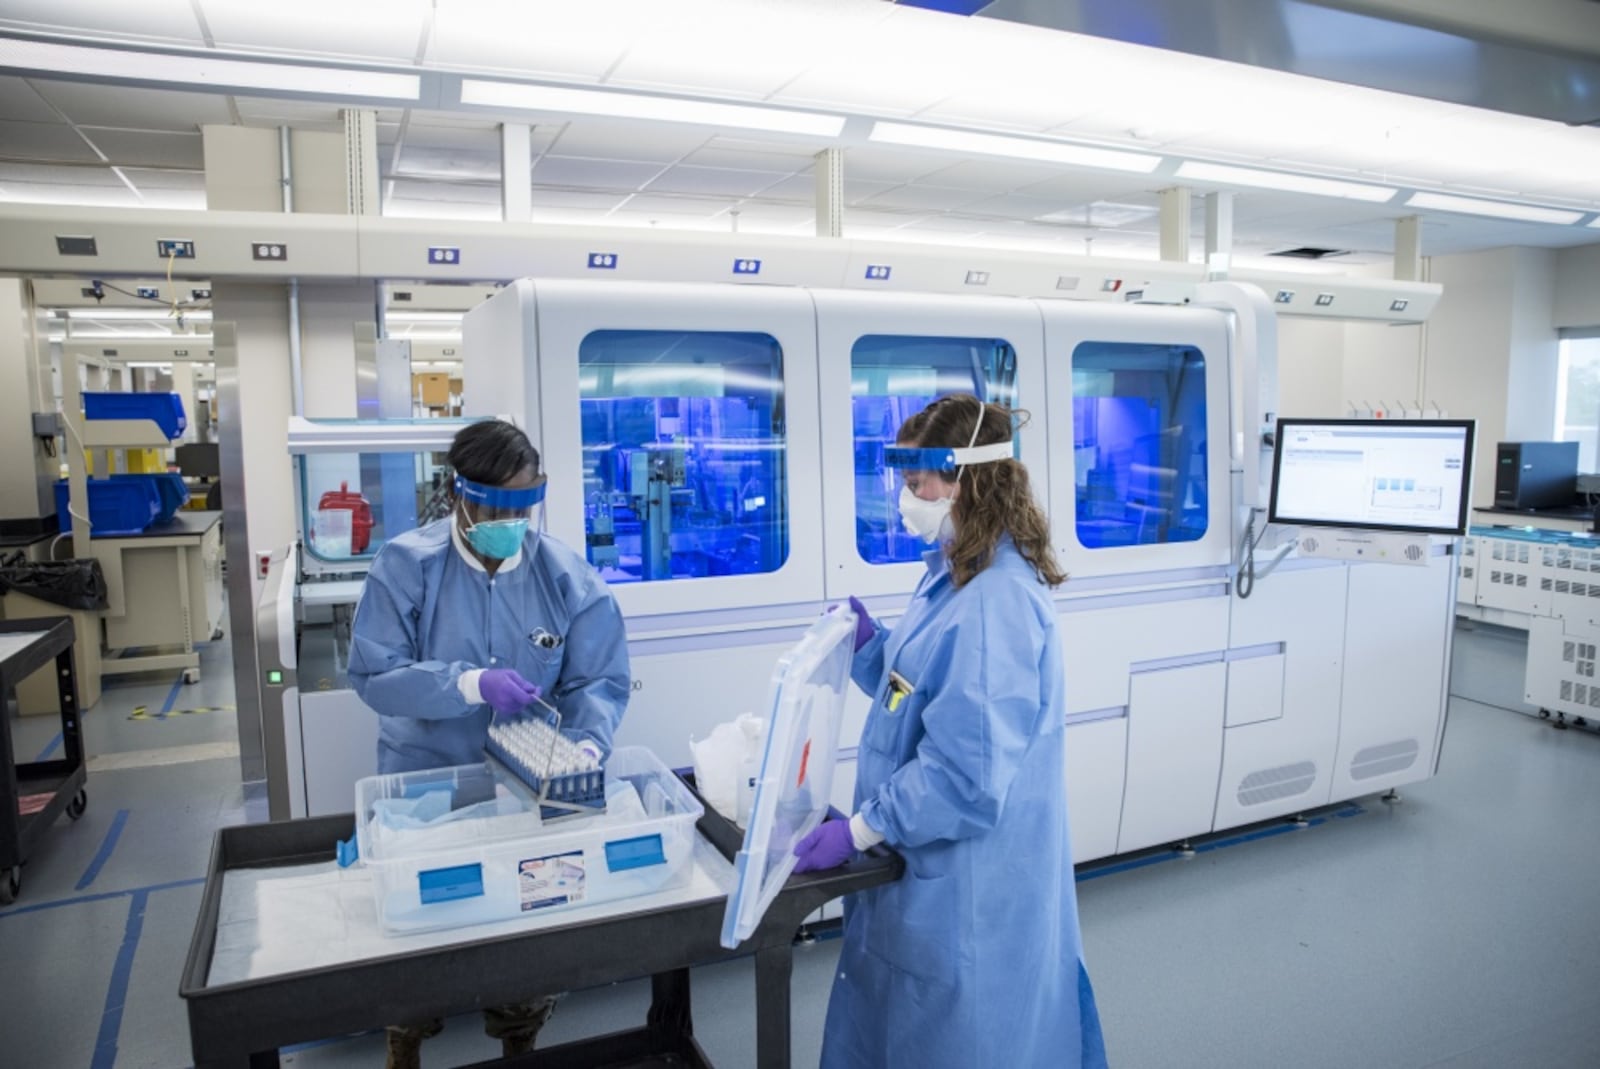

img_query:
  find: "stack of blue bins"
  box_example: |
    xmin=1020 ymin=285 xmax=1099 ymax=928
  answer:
xmin=57 ymin=393 xmax=191 ymax=536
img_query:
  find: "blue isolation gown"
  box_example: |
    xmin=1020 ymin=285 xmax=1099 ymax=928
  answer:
xmin=349 ymin=519 xmax=630 ymax=774
xmin=823 ymin=538 xmax=1107 ymax=1068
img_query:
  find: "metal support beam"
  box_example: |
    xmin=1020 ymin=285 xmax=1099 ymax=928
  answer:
xmin=1205 ymin=191 xmax=1234 ymax=280
xmin=815 ymin=148 xmax=844 ymax=239
xmin=1159 ymin=186 xmax=1192 ymax=262
xmin=1394 ymin=215 xmax=1423 ymax=281
xmin=501 ymin=123 xmax=533 ymax=223
xmin=342 ymin=109 xmax=380 ymax=216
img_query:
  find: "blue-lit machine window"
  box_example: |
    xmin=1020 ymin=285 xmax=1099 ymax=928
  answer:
xmin=579 ymin=330 xmax=788 ymax=583
xmin=851 ymin=335 xmax=1018 ymax=565
xmin=1072 ymin=342 xmax=1208 ymax=549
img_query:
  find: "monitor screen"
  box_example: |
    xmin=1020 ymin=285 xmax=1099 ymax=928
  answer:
xmin=1268 ymin=419 xmax=1476 ymax=536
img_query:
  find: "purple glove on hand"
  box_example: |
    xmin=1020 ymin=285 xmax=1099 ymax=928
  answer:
xmin=479 ymin=668 xmax=541 ymax=717
xmin=793 ymin=818 xmax=855 ymax=873
xmin=847 ymin=595 xmax=874 ymax=653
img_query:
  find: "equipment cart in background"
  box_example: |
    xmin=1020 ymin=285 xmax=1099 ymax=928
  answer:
xmin=0 ymin=618 xmax=89 ymax=905
xmin=180 ymin=776 xmax=900 ymax=1069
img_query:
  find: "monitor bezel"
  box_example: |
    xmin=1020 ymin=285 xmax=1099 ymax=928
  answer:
xmin=1267 ymin=417 xmax=1476 ymax=537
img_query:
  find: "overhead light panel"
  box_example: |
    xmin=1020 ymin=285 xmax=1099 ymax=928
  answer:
xmin=0 ymin=38 xmax=420 ymax=100
xmin=460 ymin=81 xmax=844 ymax=137
xmin=869 ymin=123 xmax=1162 ymax=174
xmin=62 ymin=309 xmax=213 ymax=321
xmin=1175 ymin=161 xmax=1396 ymax=203
xmin=1405 ymin=191 xmax=1583 ymax=225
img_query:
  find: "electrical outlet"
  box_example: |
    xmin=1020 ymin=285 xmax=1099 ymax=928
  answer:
xmin=136 ymin=287 xmax=159 ymax=299
xmin=157 ymin=239 xmax=195 ymax=259
xmin=191 ymin=288 xmax=211 ymax=301
xmin=56 ymin=235 xmax=98 ymax=256
xmin=252 ymin=243 xmax=287 ymax=261
xmin=427 ymin=246 xmax=461 ymax=265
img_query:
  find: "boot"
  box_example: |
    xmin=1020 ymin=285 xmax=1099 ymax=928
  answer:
xmin=487 ymin=996 xmax=560 ymax=1058
xmin=385 ymin=1018 xmax=442 ymax=1069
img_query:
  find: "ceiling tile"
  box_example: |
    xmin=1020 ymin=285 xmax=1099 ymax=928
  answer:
xmin=0 ymin=77 xmax=61 ymax=123
xmin=383 ymin=198 xmax=503 ymax=222
xmin=611 ymin=193 xmax=731 ymax=217
xmin=957 ymin=193 xmax=1084 ymax=223
xmin=605 ymin=211 xmax=733 ymax=233
xmin=387 ymin=178 xmax=500 ymax=205
xmin=0 ymin=0 xmax=206 ymax=44
xmin=0 ymin=120 xmax=100 ymax=162
xmin=531 ymin=156 xmax=665 ymax=191
xmin=120 ymin=167 xmax=207 ymax=191
xmin=80 ymin=129 xmax=204 ymax=169
xmin=1015 ymin=172 xmax=1159 ymax=202
xmin=681 ymin=145 xmax=813 ymax=173
xmin=646 ymin=165 xmax=790 ymax=198
xmin=529 ymin=189 xmax=633 ymax=212
xmin=204 ymin=1 xmax=427 ymax=62
xmin=428 ymin=5 xmax=632 ymax=82
xmin=30 ymin=81 xmax=232 ymax=130
xmin=546 ymin=122 xmax=712 ymax=164
xmin=910 ymin=158 xmax=1073 ymax=193
xmin=857 ymin=184 xmax=986 ymax=212
xmin=134 ymin=187 xmax=206 ymax=210
xmin=0 ymin=180 xmax=142 ymax=207
xmin=840 ymin=147 xmax=954 ymax=184
xmin=0 ymin=161 xmax=121 ymax=187
xmin=394 ymin=143 xmax=500 ymax=182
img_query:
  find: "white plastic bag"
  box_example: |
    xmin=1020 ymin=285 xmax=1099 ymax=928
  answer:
xmin=690 ymin=713 xmax=767 ymax=826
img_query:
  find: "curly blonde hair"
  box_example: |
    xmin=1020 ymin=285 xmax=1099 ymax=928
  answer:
xmin=897 ymin=394 xmax=1066 ymax=590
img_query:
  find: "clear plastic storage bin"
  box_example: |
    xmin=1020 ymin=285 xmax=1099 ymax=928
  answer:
xmin=354 ymin=747 xmax=704 ymax=935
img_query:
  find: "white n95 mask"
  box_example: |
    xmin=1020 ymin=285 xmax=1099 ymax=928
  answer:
xmin=898 ymin=485 xmax=953 ymax=544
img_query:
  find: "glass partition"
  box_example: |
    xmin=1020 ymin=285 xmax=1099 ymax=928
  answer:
xmin=578 ymin=330 xmax=788 ymax=584
xmin=850 ymin=335 xmax=1018 ymax=565
xmin=1071 ymin=341 xmax=1209 ymax=549
xmin=298 ymin=450 xmax=453 ymax=566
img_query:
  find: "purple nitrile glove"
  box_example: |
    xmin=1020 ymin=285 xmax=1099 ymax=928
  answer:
xmin=792 ymin=818 xmax=855 ymax=873
xmin=479 ymin=668 xmax=541 ymax=717
xmin=847 ymin=595 xmax=874 ymax=652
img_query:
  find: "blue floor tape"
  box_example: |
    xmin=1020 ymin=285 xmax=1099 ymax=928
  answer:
xmin=33 ymin=732 xmax=63 ymax=762
xmin=75 ymin=809 xmax=131 ymax=891
xmin=1076 ymin=804 xmax=1367 ymax=883
xmin=90 ymin=889 xmax=148 ymax=1069
xmin=159 ymin=673 xmax=187 ymax=719
xmin=0 ymin=876 xmax=205 ymax=919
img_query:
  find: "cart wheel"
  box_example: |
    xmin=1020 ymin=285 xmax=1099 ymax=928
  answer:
xmin=183 ymin=668 xmax=201 ymax=685
xmin=66 ymin=790 xmax=87 ymax=821
xmin=0 ymin=867 xmax=18 ymax=906
xmin=211 ymin=629 xmax=225 ymax=642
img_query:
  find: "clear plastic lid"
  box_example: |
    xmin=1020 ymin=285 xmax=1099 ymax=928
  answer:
xmin=719 ymin=611 xmax=856 ymax=949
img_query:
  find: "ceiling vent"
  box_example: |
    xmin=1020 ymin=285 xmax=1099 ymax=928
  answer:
xmin=1269 ymin=246 xmax=1350 ymax=260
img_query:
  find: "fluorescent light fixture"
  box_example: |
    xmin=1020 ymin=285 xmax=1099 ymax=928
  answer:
xmin=383 ymin=312 xmax=465 ymax=323
xmin=1591 ymin=217 xmax=1600 ymax=228
xmin=869 ymin=122 xmax=1162 ymax=174
xmin=0 ymin=38 xmax=419 ymax=100
xmin=126 ymin=362 xmax=174 ymax=370
xmin=63 ymin=309 xmax=213 ymax=321
xmin=1175 ymin=161 xmax=1396 ymax=203
xmin=1405 ymin=191 xmax=1583 ymax=225
xmin=460 ymin=80 xmax=843 ymax=137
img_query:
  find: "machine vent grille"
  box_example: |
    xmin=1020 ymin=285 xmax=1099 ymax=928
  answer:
xmin=1562 ymin=680 xmax=1574 ymax=701
xmin=1405 ymin=543 xmax=1425 ymax=562
xmin=1301 ymin=535 xmax=1320 ymax=553
xmin=1350 ymin=739 xmax=1419 ymax=781
xmin=1236 ymin=761 xmax=1317 ymax=806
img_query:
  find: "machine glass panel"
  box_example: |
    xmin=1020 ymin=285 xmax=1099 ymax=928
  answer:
xmin=1071 ymin=341 xmax=1209 ymax=549
xmin=851 ymin=335 xmax=1018 ymax=565
xmin=298 ymin=450 xmax=451 ymax=566
xmin=578 ymin=330 xmax=788 ymax=583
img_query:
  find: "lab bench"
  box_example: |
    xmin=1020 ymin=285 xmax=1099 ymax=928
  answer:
xmin=0 ymin=619 xmax=89 ymax=904
xmin=92 ymin=510 xmax=224 ymax=682
xmin=180 ymin=777 xmax=901 ymax=1069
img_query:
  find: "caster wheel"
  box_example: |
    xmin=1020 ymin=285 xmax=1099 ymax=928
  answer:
xmin=211 ymin=629 xmax=225 ymax=642
xmin=66 ymin=790 xmax=87 ymax=821
xmin=0 ymin=866 xmax=19 ymax=907
xmin=183 ymin=668 xmax=201 ymax=685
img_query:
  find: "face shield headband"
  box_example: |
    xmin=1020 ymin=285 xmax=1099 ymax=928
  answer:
xmin=882 ymin=441 xmax=1014 ymax=473
xmin=453 ymin=474 xmax=547 ymax=512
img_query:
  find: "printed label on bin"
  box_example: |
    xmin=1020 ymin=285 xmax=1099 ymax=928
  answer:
xmin=520 ymin=851 xmax=586 ymax=911
xmin=418 ymin=862 xmax=484 ymax=905
xmin=604 ymin=833 xmax=666 ymax=872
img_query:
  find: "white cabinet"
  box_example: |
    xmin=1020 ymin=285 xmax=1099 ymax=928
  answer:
xmin=1116 ymin=660 xmax=1227 ymax=854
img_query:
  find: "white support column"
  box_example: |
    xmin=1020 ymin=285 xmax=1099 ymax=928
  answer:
xmin=815 ymin=147 xmax=844 ymax=238
xmin=1205 ymin=191 xmax=1234 ymax=280
xmin=1159 ymin=186 xmax=1192 ymax=262
xmin=501 ymin=123 xmax=533 ymax=223
xmin=343 ymin=109 xmax=381 ymax=216
xmin=0 ymin=278 xmax=50 ymax=526
xmin=1394 ymin=215 xmax=1423 ymax=282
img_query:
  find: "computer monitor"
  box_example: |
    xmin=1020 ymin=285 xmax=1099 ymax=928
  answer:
xmin=1268 ymin=418 xmax=1476 ymax=536
xmin=175 ymin=442 xmax=220 ymax=479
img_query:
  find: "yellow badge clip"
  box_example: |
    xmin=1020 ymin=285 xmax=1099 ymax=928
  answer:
xmin=886 ymin=670 xmax=914 ymax=711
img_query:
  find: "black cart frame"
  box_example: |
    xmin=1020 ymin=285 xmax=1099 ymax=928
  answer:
xmin=181 ymin=782 xmax=901 ymax=1068
xmin=0 ymin=617 xmax=89 ymax=904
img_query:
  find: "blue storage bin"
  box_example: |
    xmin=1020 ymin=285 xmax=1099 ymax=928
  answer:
xmin=54 ymin=479 xmax=162 ymax=536
xmin=117 ymin=472 xmax=190 ymax=524
xmin=82 ymin=392 xmax=188 ymax=440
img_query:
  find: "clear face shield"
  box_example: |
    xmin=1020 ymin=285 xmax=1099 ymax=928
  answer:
xmin=454 ymin=474 xmax=547 ymax=559
xmin=883 ymin=440 xmax=1013 ymax=544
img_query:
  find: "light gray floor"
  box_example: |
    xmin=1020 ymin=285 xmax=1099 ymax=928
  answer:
xmin=3 ymin=624 xmax=1598 ymax=1068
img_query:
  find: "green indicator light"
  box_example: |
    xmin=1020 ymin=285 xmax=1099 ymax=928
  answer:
xmin=267 ymin=670 xmax=283 ymax=685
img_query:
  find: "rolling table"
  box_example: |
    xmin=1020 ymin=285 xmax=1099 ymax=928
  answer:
xmin=0 ymin=618 xmax=89 ymax=904
xmin=181 ymin=778 xmax=901 ymax=1068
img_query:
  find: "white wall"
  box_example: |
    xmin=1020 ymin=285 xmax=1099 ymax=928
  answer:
xmin=1554 ymin=242 xmax=1600 ymax=329
xmin=1274 ymin=317 xmax=1344 ymax=418
xmin=297 ymin=283 xmax=372 ymax=419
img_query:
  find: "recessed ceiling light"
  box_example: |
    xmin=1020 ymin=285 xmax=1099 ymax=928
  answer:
xmin=869 ymin=122 xmax=1162 ymax=174
xmin=1405 ymin=191 xmax=1583 ymax=225
xmin=1175 ymin=161 xmax=1395 ymax=203
xmin=0 ymin=37 xmax=419 ymax=100
xmin=460 ymin=81 xmax=844 ymax=137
